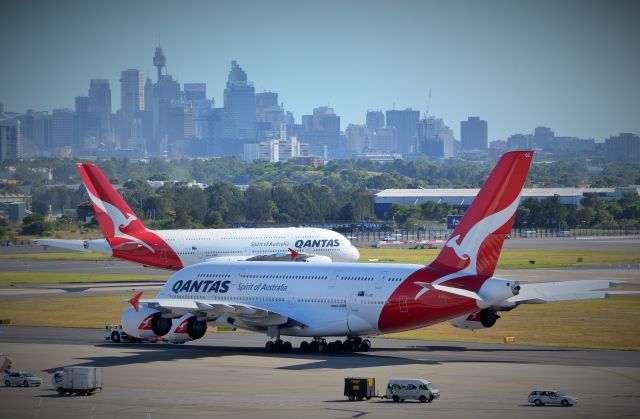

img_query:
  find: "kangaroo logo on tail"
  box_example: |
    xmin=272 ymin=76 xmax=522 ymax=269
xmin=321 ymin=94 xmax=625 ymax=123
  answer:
xmin=86 ymin=188 xmax=155 ymax=253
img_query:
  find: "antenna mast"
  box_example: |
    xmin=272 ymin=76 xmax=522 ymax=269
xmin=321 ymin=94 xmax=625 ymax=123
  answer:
xmin=424 ymin=88 xmax=432 ymax=119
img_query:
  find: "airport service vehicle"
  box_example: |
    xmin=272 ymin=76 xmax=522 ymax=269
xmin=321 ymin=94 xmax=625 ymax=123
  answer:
xmin=34 ymin=163 xmax=359 ymax=270
xmin=104 ymin=324 xmax=164 ymax=343
xmin=386 ymin=378 xmax=439 ymax=403
xmin=344 ymin=377 xmax=375 ymax=401
xmin=118 ymin=151 xmax=635 ymax=353
xmin=52 ymin=366 xmax=102 ymax=396
xmin=4 ymin=371 xmax=42 ymax=387
xmin=528 ymin=390 xmax=577 ymax=406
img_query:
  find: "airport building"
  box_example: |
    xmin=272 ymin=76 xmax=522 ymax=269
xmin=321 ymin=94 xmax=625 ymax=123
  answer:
xmin=374 ymin=186 xmax=640 ymax=218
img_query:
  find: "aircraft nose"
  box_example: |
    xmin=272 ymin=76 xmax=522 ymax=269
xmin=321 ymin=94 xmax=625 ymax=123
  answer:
xmin=350 ymin=245 xmax=360 ymax=261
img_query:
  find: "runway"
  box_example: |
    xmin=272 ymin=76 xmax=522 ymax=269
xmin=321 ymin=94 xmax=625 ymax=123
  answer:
xmin=0 ymin=326 xmax=638 ymax=419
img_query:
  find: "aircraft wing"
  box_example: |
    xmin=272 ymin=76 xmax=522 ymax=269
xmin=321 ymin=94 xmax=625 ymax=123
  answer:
xmin=33 ymin=239 xmax=90 ymax=252
xmin=506 ymin=280 xmax=638 ymax=304
xmin=138 ymin=298 xmax=306 ymax=330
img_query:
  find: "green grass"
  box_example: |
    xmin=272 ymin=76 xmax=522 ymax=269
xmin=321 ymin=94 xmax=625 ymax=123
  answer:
xmin=0 ymin=272 xmax=169 ymax=285
xmin=357 ymin=248 xmax=640 ymax=268
xmin=0 ymin=294 xmax=638 ymax=350
xmin=0 ymin=252 xmax=111 ymax=261
xmin=385 ymin=296 xmax=640 ymax=350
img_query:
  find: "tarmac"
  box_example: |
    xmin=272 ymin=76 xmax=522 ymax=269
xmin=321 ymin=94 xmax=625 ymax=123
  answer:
xmin=1 ymin=327 xmax=639 ymax=419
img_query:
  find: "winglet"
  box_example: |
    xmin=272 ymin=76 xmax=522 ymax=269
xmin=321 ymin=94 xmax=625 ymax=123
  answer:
xmin=288 ymin=248 xmax=299 ymax=261
xmin=129 ymin=291 xmax=143 ymax=312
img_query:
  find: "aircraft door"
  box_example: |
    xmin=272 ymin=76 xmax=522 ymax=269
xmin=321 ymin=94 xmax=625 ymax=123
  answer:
xmin=375 ymin=271 xmax=386 ymax=289
xmin=399 ymin=296 xmax=408 ymax=313
xmin=349 ymin=294 xmax=359 ymax=312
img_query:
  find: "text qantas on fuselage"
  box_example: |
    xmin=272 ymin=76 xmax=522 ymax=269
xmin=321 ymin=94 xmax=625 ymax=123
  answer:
xmin=34 ymin=163 xmax=359 ymax=270
xmin=121 ymin=151 xmax=636 ymax=353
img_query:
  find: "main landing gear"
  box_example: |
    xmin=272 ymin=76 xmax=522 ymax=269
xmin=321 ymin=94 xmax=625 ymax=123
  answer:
xmin=265 ymin=339 xmax=293 ymax=353
xmin=298 ymin=337 xmax=371 ymax=354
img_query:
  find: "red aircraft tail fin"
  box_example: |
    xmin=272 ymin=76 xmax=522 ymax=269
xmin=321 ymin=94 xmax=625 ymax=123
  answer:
xmin=77 ymin=163 xmax=146 ymax=239
xmin=430 ymin=151 xmax=533 ymax=278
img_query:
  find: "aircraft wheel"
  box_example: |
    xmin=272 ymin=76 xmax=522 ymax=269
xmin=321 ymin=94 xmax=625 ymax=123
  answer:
xmin=309 ymin=340 xmax=319 ymax=353
xmin=327 ymin=342 xmax=336 ymax=353
xmin=274 ymin=340 xmax=283 ymax=352
xmin=334 ymin=340 xmax=343 ymax=352
xmin=318 ymin=341 xmax=328 ymax=353
xmin=283 ymin=341 xmax=292 ymax=353
xmin=265 ymin=341 xmax=275 ymax=353
xmin=299 ymin=341 xmax=310 ymax=352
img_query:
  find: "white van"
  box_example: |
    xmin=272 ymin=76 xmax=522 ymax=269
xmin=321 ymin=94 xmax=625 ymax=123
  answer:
xmin=386 ymin=378 xmax=440 ymax=403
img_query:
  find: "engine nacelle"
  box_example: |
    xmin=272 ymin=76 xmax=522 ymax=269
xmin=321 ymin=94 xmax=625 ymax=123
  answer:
xmin=301 ymin=255 xmax=333 ymax=263
xmin=449 ymin=308 xmax=501 ymax=330
xmin=121 ymin=306 xmax=172 ymax=338
xmin=477 ymin=277 xmax=520 ymax=308
xmin=165 ymin=314 xmax=208 ymax=343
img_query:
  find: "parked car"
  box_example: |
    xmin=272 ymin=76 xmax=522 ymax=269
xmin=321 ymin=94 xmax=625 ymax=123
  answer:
xmin=523 ymin=230 xmax=538 ymax=237
xmin=557 ymin=230 xmax=571 ymax=237
xmin=528 ymin=390 xmax=577 ymax=406
xmin=386 ymin=378 xmax=440 ymax=403
xmin=4 ymin=371 xmax=43 ymax=387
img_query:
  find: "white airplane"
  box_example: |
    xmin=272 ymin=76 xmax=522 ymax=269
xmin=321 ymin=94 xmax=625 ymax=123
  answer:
xmin=34 ymin=163 xmax=359 ymax=270
xmin=121 ymin=151 xmax=635 ymax=353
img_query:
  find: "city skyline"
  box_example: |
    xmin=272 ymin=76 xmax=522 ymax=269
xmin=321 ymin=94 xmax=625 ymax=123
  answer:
xmin=1 ymin=0 xmax=639 ymax=142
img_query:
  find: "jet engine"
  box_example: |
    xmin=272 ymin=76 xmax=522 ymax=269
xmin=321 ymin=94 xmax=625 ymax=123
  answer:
xmin=300 ymin=255 xmax=333 ymax=263
xmin=165 ymin=314 xmax=208 ymax=343
xmin=449 ymin=308 xmax=501 ymax=330
xmin=121 ymin=306 xmax=172 ymax=338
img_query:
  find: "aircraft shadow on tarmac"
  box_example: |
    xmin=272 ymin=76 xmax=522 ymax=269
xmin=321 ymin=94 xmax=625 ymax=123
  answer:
xmin=41 ymin=341 xmax=583 ymax=374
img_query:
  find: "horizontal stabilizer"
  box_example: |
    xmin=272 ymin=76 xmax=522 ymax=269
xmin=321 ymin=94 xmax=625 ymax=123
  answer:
xmin=507 ymin=280 xmax=637 ymax=304
xmin=33 ymin=239 xmax=90 ymax=253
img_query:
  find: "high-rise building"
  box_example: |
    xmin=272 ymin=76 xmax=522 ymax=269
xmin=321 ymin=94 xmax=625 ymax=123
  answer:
xmin=460 ymin=116 xmax=488 ymax=150
xmin=605 ymin=133 xmax=640 ymax=162
xmin=183 ymin=83 xmax=206 ymax=102
xmin=299 ymin=107 xmax=342 ymax=159
xmin=0 ymin=118 xmax=22 ymax=162
xmin=256 ymin=92 xmax=278 ymax=116
xmin=51 ymin=108 xmax=74 ymax=153
xmin=74 ymin=95 xmax=100 ymax=152
xmin=183 ymin=83 xmax=211 ymax=140
xmin=88 ymin=79 xmax=111 ymax=141
xmin=345 ymin=124 xmax=368 ymax=154
xmin=367 ymin=126 xmax=397 ymax=152
xmin=120 ymin=69 xmax=145 ymax=146
xmin=417 ymin=116 xmax=455 ymax=159
xmin=533 ymin=126 xmax=554 ymax=149
xmin=29 ymin=111 xmax=52 ymax=151
xmin=223 ymin=61 xmax=256 ymax=144
xmin=507 ymin=133 xmax=533 ymax=151
xmin=386 ymin=109 xmax=420 ymax=154
xmin=366 ymin=110 xmax=385 ymax=132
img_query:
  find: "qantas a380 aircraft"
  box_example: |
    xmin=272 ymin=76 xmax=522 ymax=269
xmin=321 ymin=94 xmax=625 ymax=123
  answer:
xmin=34 ymin=163 xmax=359 ymax=270
xmin=122 ymin=151 xmax=633 ymax=353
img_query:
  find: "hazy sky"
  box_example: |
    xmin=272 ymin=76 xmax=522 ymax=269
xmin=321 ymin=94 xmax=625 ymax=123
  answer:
xmin=1 ymin=0 xmax=638 ymax=142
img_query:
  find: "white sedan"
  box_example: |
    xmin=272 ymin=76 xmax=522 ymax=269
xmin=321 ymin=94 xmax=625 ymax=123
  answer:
xmin=528 ymin=390 xmax=577 ymax=406
xmin=4 ymin=372 xmax=43 ymax=387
